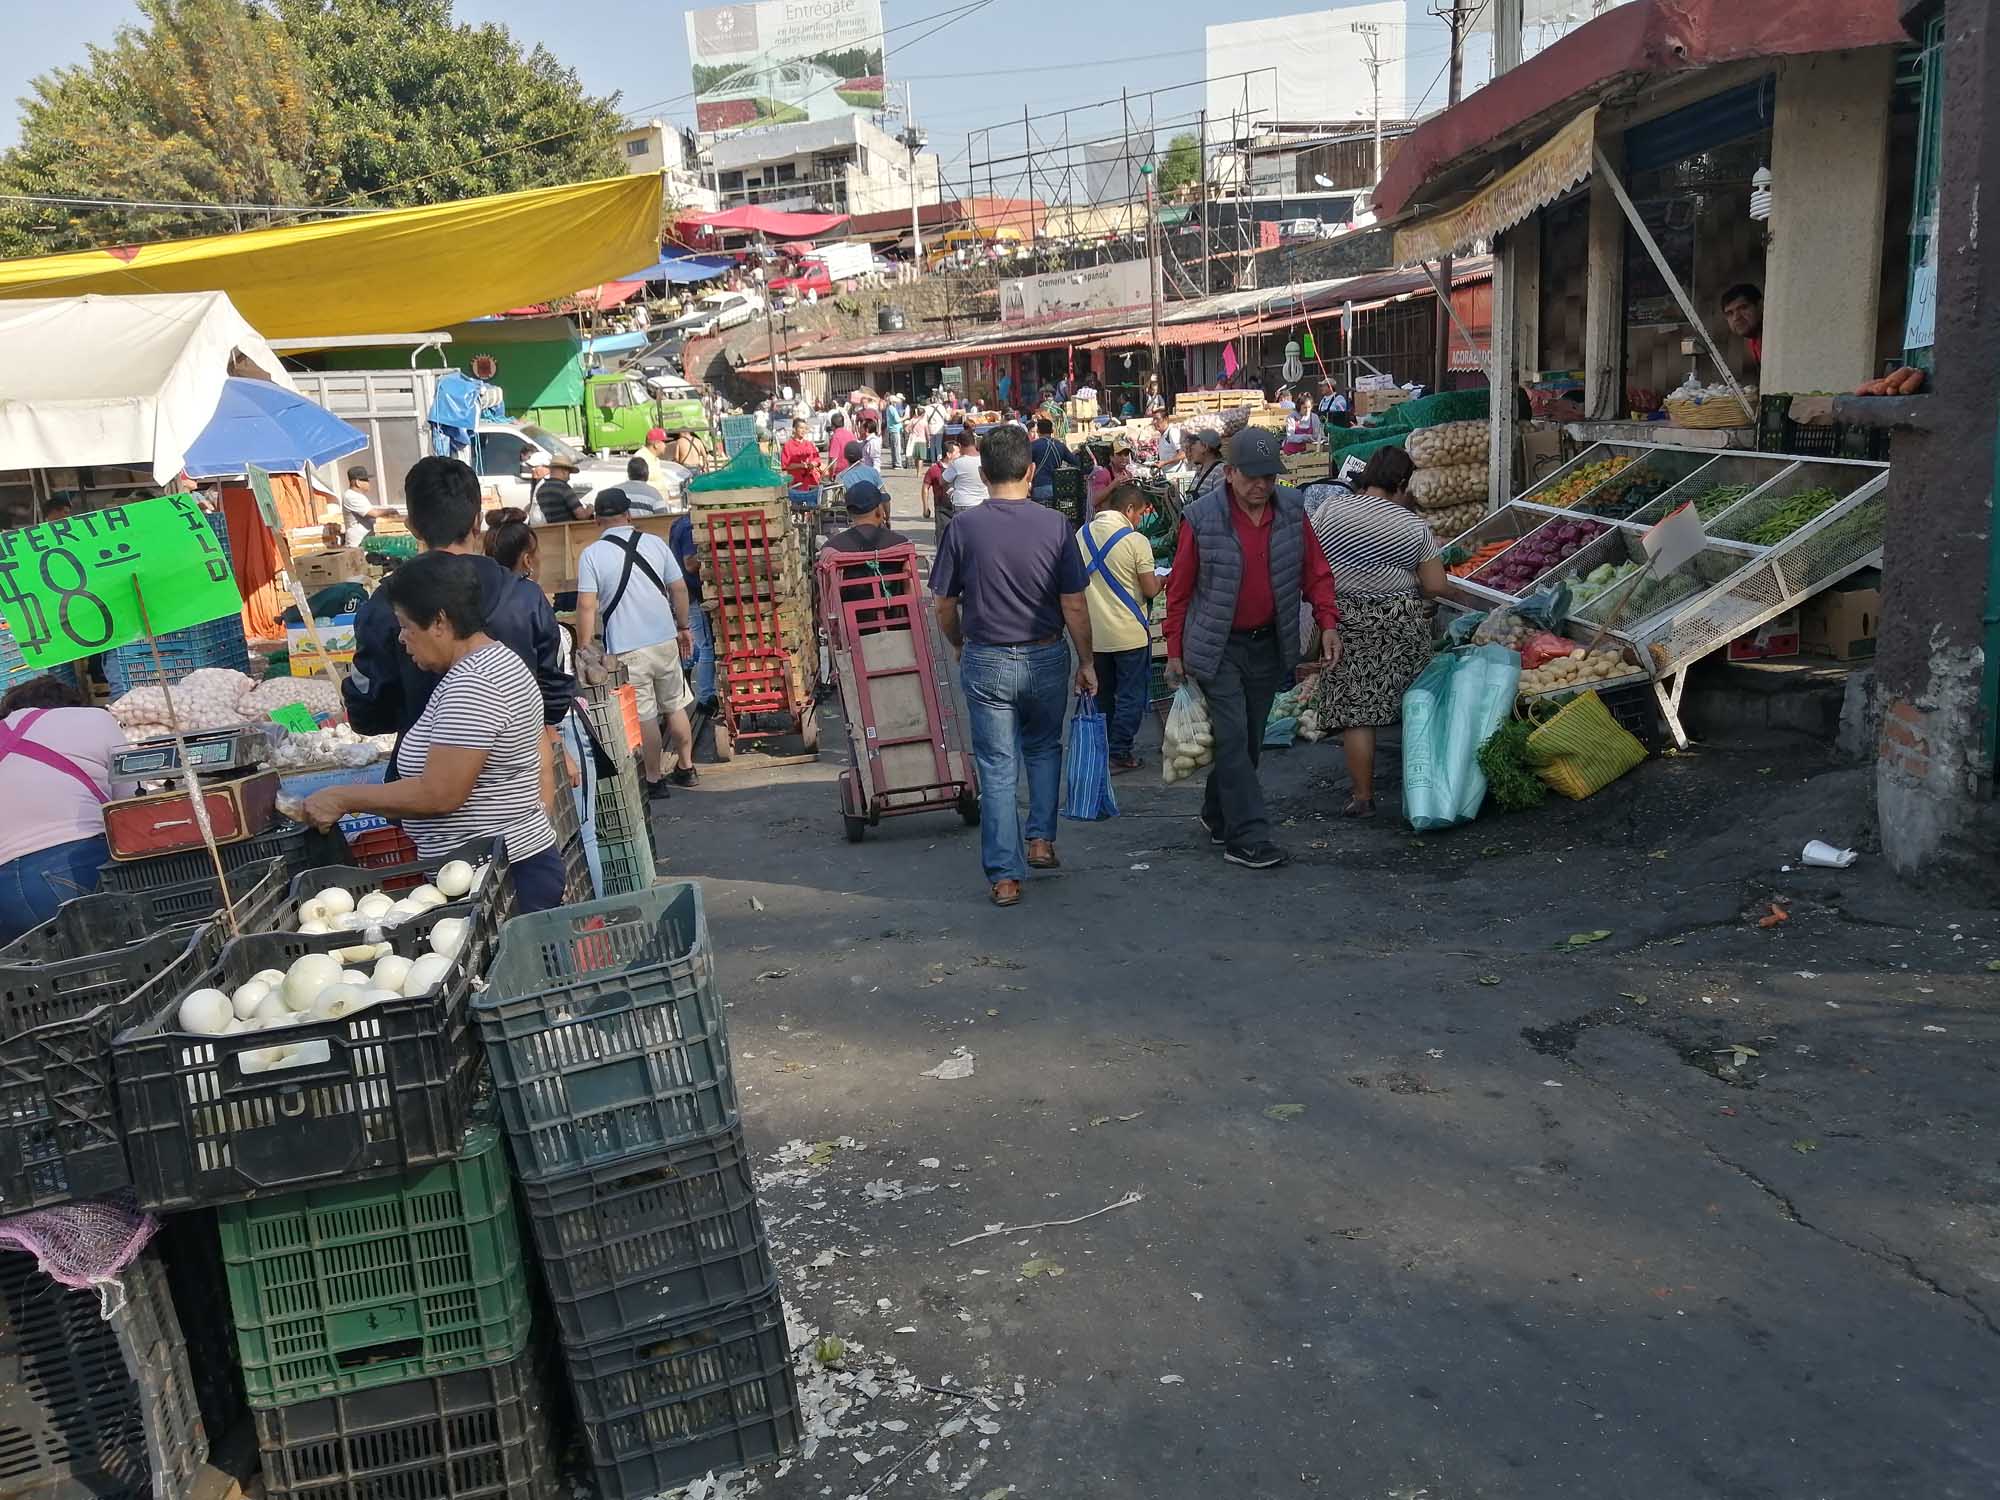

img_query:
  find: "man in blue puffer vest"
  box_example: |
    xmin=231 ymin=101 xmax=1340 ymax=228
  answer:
xmin=1163 ymin=428 xmax=1341 ymax=869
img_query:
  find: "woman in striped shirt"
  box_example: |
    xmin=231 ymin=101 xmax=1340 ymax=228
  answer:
xmin=1302 ymin=446 xmax=1450 ymax=819
xmin=302 ymin=551 xmax=565 ymax=912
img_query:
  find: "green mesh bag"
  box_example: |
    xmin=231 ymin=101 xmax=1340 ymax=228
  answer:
xmin=687 ymin=443 xmax=789 ymax=492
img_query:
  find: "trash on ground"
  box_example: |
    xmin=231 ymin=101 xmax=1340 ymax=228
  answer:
xmin=1801 ymin=839 xmax=1858 ymax=869
xmin=922 ymin=1047 xmax=976 ymax=1080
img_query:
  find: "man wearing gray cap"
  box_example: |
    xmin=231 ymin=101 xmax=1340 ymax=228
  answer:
xmin=1163 ymin=427 xmax=1341 ymax=869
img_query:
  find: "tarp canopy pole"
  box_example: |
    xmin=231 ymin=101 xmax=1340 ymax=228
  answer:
xmin=1592 ymin=144 xmax=1752 ymax=419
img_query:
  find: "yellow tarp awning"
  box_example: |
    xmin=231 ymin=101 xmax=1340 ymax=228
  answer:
xmin=1393 ymin=107 xmax=1597 ymax=264
xmin=0 ymin=175 xmax=663 ymax=341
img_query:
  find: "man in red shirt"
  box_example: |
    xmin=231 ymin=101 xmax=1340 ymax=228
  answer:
xmin=921 ymin=433 xmax=959 ymax=522
xmin=779 ymin=418 xmax=823 ymax=491
xmin=1164 ymin=428 xmax=1340 ymax=869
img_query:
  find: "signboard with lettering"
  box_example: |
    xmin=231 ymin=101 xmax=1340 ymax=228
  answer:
xmin=686 ymin=0 xmax=885 ymax=134
xmin=0 ymin=495 xmax=240 ymax=669
xmin=999 ymin=261 xmax=1152 ymax=325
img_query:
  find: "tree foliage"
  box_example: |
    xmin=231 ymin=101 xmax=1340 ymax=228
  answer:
xmin=0 ymin=0 xmax=624 ymax=256
xmin=1156 ymin=133 xmax=1202 ymax=199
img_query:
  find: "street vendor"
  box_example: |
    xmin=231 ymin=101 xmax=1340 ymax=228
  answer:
xmin=1282 ymin=390 xmax=1323 ymax=454
xmin=1722 ymin=283 xmax=1764 ymax=372
xmin=0 ymin=674 xmax=128 ymax=944
xmin=1086 ymin=437 xmax=1138 ymax=515
xmin=533 ymin=456 xmax=591 ymax=522
xmin=305 ymin=551 xmax=566 ymax=914
xmin=1180 ymin=424 xmax=1227 ymax=499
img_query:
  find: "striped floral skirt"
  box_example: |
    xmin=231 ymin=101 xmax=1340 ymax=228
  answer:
xmin=1308 ymin=594 xmax=1435 ymax=729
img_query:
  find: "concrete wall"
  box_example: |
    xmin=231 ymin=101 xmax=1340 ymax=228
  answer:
xmin=1874 ymin=0 xmax=2000 ymax=887
xmin=1762 ymin=49 xmax=1897 ymax=393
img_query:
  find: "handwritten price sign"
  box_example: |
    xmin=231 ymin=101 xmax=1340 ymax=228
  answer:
xmin=0 ymin=495 xmax=241 ymax=669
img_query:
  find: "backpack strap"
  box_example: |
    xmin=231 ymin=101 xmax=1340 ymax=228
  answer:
xmin=1081 ymin=524 xmax=1151 ymax=632
xmin=600 ymin=532 xmax=674 ymax=638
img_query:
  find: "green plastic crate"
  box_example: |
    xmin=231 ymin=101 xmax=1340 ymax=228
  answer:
xmin=596 ymin=833 xmax=656 ymax=897
xmin=216 ymin=1122 xmax=534 ymax=1408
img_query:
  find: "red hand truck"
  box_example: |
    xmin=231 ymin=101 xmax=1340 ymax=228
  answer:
xmin=701 ymin=499 xmax=819 ymax=759
xmin=815 ymin=542 xmax=979 ymax=842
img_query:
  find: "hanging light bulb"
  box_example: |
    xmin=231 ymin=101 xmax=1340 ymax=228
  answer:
xmin=1282 ymin=339 xmax=1304 ymax=384
xmin=1750 ymin=166 xmax=1773 ymax=223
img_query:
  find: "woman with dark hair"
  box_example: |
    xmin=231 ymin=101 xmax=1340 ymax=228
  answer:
xmin=303 ymin=551 xmax=565 ymax=912
xmin=0 ymin=674 xmax=127 ymax=942
xmin=484 ymin=516 xmax=539 ymax=579
xmin=1302 ymin=445 xmax=1448 ymax=819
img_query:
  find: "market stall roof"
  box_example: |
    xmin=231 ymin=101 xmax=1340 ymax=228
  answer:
xmin=625 ymin=253 xmax=737 ymax=284
xmin=0 ymin=291 xmax=291 ymax=484
xmin=0 ymin=175 xmax=663 ymax=341
xmin=574 ymin=280 xmax=645 ymax=311
xmin=1373 ymin=0 xmax=1905 ymax=227
xmin=680 ymin=206 xmax=849 ymax=238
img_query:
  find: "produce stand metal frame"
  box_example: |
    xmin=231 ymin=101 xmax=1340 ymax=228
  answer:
xmin=1436 ymin=440 xmax=1889 ymax=749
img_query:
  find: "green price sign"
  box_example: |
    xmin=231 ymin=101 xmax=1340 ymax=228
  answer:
xmin=0 ymin=494 xmax=241 ymax=670
xmin=267 ymin=703 xmax=320 ymax=732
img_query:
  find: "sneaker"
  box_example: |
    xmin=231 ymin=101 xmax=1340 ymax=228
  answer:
xmin=1197 ymin=811 xmax=1226 ymax=846
xmin=668 ymin=766 xmax=700 ymax=788
xmin=1224 ymin=841 xmax=1289 ymax=870
xmin=646 ymin=779 xmax=672 ymax=801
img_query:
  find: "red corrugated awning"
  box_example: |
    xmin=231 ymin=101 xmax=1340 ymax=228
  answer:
xmin=1373 ymin=0 xmax=1906 ymax=222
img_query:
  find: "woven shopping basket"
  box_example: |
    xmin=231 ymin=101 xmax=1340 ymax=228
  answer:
xmin=1523 ymin=690 xmax=1647 ymax=799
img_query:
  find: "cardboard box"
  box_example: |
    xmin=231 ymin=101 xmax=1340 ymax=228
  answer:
xmin=1520 ymin=428 xmax=1564 ymax=485
xmin=288 ymin=612 xmax=357 ymax=676
xmin=1799 ymin=582 xmax=1880 ymax=661
xmin=291 ymin=547 xmax=368 ymax=591
xmin=1354 ymin=388 xmax=1410 ymax=418
xmin=1727 ymin=608 xmax=1801 ymax=661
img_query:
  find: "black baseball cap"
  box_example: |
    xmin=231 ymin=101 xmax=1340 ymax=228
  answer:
xmin=844 ymin=480 xmax=889 ymax=516
xmin=1227 ymin=427 xmax=1283 ymax=477
xmin=595 ymin=487 xmax=631 ymax=517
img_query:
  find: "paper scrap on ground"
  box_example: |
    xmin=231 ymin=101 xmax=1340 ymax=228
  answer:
xmin=922 ymin=1047 xmax=976 ymax=1080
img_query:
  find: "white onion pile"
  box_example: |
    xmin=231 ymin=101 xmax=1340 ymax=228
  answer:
xmin=175 ymin=925 xmax=468 ymax=1072
xmin=292 ymin=862 xmax=488 ymax=936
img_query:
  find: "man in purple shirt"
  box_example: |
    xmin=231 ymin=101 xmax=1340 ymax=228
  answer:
xmin=930 ymin=425 xmax=1096 ymax=907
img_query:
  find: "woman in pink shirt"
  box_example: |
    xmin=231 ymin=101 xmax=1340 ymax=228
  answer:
xmin=0 ymin=675 xmax=128 ymax=943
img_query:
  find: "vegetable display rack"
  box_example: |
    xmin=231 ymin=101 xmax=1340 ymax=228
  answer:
xmin=815 ymin=542 xmax=978 ymax=843
xmin=700 ymin=499 xmax=819 ymax=760
xmin=1440 ymin=440 xmax=1889 ymax=749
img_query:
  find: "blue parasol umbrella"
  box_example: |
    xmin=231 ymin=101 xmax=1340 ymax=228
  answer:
xmin=181 ymin=377 xmax=369 ymax=479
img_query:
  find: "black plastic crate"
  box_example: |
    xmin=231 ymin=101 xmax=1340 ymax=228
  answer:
xmin=0 ymin=920 xmax=231 ymax=1216
xmin=111 ymin=908 xmax=485 ymax=1212
xmin=0 ymin=1248 xmax=207 ymax=1500
xmin=0 ymin=855 xmax=290 ymax=966
xmin=475 ymin=885 xmax=735 ymax=1185
xmin=565 ymin=1287 xmax=800 ymax=1500
xmin=97 ymin=821 xmax=315 ymax=898
xmin=286 ymin=835 xmax=513 ymax=974
xmin=1597 ymin=682 xmax=1660 ymax=750
xmin=253 ymin=1341 xmax=563 ymax=1500
xmin=522 ymin=1126 xmax=775 ymax=1347
xmin=151 ymin=1210 xmax=246 ymax=1438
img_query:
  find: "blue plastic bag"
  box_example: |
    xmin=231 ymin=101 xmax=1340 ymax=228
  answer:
xmin=1061 ymin=695 xmax=1119 ymax=821
xmin=1401 ymin=644 xmax=1521 ymax=830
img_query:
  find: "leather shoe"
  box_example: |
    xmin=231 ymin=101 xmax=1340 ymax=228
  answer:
xmin=990 ymin=879 xmax=1022 ymax=907
xmin=1025 ymin=839 xmax=1060 ymax=869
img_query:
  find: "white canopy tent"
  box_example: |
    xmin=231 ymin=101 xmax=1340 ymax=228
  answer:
xmin=0 ymin=291 xmax=291 ymax=485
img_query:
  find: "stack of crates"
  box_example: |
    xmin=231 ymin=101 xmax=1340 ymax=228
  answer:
xmin=223 ymin=1120 xmax=561 ymax=1500
xmin=477 ymin=884 xmax=798 ymax=1498
xmin=691 ymin=482 xmax=814 ymax=721
xmin=582 ymin=670 xmax=657 ymax=895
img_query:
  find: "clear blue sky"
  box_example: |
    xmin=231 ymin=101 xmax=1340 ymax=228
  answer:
xmin=2 ymin=0 xmax=1473 ymax=195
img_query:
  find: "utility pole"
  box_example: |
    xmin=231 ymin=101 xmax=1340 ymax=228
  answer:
xmin=1198 ymin=108 xmax=1211 ymax=296
xmin=1141 ymin=159 xmax=1164 ymax=396
xmin=1433 ymin=0 xmax=1466 ymax=394
xmin=1351 ymin=23 xmax=1384 ymax=184
xmin=898 ymin=83 xmax=927 ymax=276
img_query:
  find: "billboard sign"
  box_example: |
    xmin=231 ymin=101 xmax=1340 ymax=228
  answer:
xmin=687 ymin=0 xmax=887 ymax=135
xmin=999 ymin=261 xmax=1153 ymax=325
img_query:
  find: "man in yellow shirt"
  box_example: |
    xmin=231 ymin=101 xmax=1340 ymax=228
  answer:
xmin=1077 ymin=480 xmax=1162 ymax=772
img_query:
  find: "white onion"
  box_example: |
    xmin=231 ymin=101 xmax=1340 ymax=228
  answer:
xmin=386 ymin=899 xmax=425 ymax=925
xmin=299 ymin=920 xmax=330 ymax=936
xmin=177 ymin=988 xmax=232 ymax=1035
xmin=230 ymin=980 xmax=271 ymax=1020
xmin=407 ymin=884 xmax=448 ymax=910
xmin=435 ymin=860 xmax=474 ymax=899
xmin=253 ymin=991 xmax=292 ymax=1024
xmin=316 ymin=887 xmax=357 ymax=919
xmin=311 ymin=983 xmax=373 ymax=1021
xmin=333 ymin=912 xmax=368 ymax=932
xmin=284 ymin=954 xmax=341 ymax=1011
xmin=298 ymin=897 xmax=329 ymax=927
xmin=401 ymin=954 xmax=453 ymax=997
xmin=371 ymin=954 xmax=414 ymax=993
xmin=253 ymin=969 xmax=286 ymax=989
xmin=428 ymin=918 xmax=467 ymax=959
xmin=356 ymin=892 xmax=396 ymax=920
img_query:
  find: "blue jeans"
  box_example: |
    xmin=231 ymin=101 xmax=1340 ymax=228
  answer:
xmin=959 ymin=642 xmax=1069 ymax=883
xmin=0 ymin=834 xmax=107 ymax=946
xmin=684 ymin=602 xmax=716 ymax=705
xmin=510 ymin=847 xmax=567 ymax=914
xmin=886 ymin=429 xmax=904 ymax=468
xmin=927 ymin=433 xmax=944 ymax=465
xmin=1094 ymin=645 xmax=1151 ymax=759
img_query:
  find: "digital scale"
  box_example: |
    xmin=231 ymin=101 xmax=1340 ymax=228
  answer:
xmin=111 ymin=724 xmax=266 ymax=780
